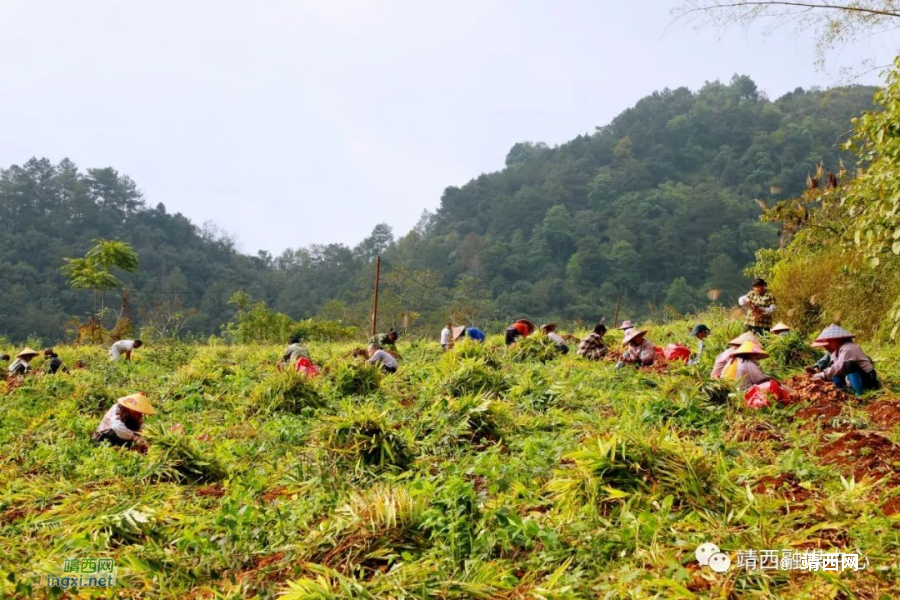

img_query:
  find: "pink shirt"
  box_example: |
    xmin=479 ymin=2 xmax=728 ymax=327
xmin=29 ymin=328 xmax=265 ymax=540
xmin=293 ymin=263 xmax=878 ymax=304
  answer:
xmin=823 ymin=342 xmax=874 ymax=379
xmin=711 ymin=348 xmax=734 ymax=379
xmin=736 ymin=359 xmax=771 ymax=391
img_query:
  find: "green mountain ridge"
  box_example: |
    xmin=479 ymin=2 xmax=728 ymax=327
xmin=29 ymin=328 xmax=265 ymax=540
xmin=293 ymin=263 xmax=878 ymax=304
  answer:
xmin=0 ymin=76 xmax=878 ymax=341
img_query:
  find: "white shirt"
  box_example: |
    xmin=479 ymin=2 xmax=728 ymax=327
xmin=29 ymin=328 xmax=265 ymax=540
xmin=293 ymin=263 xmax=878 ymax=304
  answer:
xmin=7 ymin=357 xmax=30 ymax=374
xmin=440 ymin=327 xmax=451 ymax=346
xmin=96 ymin=404 xmax=137 ymax=440
xmin=547 ymin=332 xmax=566 ymax=345
xmin=368 ymin=349 xmax=398 ymax=369
xmin=109 ymin=340 xmax=136 ymax=360
xmin=738 ymin=295 xmax=776 ymax=314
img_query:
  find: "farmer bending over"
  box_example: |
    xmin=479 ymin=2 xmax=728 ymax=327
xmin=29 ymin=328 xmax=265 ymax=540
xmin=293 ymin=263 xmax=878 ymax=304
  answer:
xmin=109 ymin=339 xmax=142 ymax=361
xmin=455 ymin=326 xmax=486 ymax=344
xmin=44 ymin=348 xmax=68 ymax=374
xmin=807 ymin=325 xmax=879 ymax=396
xmin=577 ymin=322 xmax=608 ymax=360
xmin=279 ymin=336 xmax=310 ymax=369
xmin=367 ymin=344 xmax=398 ymax=374
xmin=617 ymin=329 xmax=656 ymax=369
xmin=505 ymin=319 xmax=535 ymax=346
xmin=8 ymin=348 xmax=39 ymax=376
xmin=93 ymin=393 xmax=156 ymax=448
xmin=369 ymin=329 xmax=400 ymax=355
xmin=541 ymin=323 xmax=569 ymax=354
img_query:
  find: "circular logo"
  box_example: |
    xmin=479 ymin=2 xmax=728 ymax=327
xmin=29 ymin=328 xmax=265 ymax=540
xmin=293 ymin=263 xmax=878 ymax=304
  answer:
xmin=695 ymin=543 xmax=720 ymax=566
xmin=708 ymin=552 xmax=732 ymax=573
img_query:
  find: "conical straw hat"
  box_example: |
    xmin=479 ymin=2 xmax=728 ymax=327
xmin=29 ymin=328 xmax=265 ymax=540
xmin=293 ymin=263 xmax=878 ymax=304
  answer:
xmin=731 ymin=341 xmax=769 ymax=358
xmin=729 ymin=332 xmax=760 ymax=347
xmin=116 ymin=392 xmax=156 ymax=415
xmin=16 ymin=347 xmax=39 ymax=359
xmin=814 ymin=324 xmax=855 ymax=342
xmin=622 ymin=329 xmax=648 ymax=346
xmin=452 ymin=326 xmax=467 ymax=340
xmin=771 ymin=322 xmax=791 ymax=333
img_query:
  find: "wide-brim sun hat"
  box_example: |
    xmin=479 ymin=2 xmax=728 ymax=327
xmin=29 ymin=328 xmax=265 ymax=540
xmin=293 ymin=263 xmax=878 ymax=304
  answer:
xmin=452 ymin=326 xmax=467 ymax=340
xmin=622 ymin=328 xmax=648 ymax=346
xmin=514 ymin=319 xmax=536 ymax=335
xmin=729 ymin=332 xmax=760 ymax=347
xmin=771 ymin=322 xmax=791 ymax=333
xmin=619 ymin=320 xmax=634 ymax=330
xmin=116 ymin=392 xmax=156 ymax=415
xmin=16 ymin=347 xmax=40 ymax=359
xmin=813 ymin=324 xmax=855 ymax=344
xmin=731 ymin=341 xmax=769 ymax=359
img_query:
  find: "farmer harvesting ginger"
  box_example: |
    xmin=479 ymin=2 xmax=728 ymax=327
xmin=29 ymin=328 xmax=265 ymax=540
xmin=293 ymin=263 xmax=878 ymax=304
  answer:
xmin=806 ymin=325 xmax=880 ymax=396
xmin=370 ymin=329 xmax=400 ymax=355
xmin=92 ymin=392 xmax=156 ymax=449
xmin=278 ymin=336 xmax=310 ymax=369
xmin=109 ymin=339 xmax=142 ymax=361
xmin=367 ymin=344 xmax=398 ymax=374
xmin=505 ymin=319 xmax=535 ymax=346
xmin=577 ymin=322 xmax=608 ymax=360
xmin=711 ymin=332 xmax=759 ymax=379
xmin=738 ymin=278 xmax=776 ymax=335
xmin=616 ymin=329 xmax=657 ymax=369
xmin=725 ymin=342 xmax=775 ymax=391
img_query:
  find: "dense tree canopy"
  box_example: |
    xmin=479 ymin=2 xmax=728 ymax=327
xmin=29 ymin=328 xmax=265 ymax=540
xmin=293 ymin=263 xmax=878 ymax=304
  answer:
xmin=0 ymin=76 xmax=878 ymax=341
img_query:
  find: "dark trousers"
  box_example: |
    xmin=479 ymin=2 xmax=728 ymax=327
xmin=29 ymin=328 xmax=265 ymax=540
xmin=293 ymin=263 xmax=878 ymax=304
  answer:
xmin=746 ymin=326 xmax=768 ymax=336
xmin=505 ymin=328 xmax=521 ymax=346
xmin=92 ymin=430 xmax=134 ymax=447
xmin=832 ymin=361 xmax=879 ymax=396
xmin=556 ymin=344 xmax=569 ymax=355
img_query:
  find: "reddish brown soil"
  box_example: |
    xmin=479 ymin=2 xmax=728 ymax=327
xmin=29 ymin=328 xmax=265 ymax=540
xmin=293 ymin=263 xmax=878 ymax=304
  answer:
xmin=867 ymin=399 xmax=900 ymax=428
xmin=261 ymin=486 xmax=291 ymax=503
xmin=817 ymin=431 xmax=900 ymax=483
xmin=880 ymin=495 xmax=900 ymax=516
xmin=752 ymin=472 xmax=814 ymax=502
xmin=729 ymin=420 xmax=783 ymax=443
xmin=195 ymin=484 xmax=225 ymax=498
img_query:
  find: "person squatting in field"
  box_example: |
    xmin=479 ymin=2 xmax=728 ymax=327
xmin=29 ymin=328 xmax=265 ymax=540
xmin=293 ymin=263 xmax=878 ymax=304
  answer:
xmin=807 ymin=324 xmax=880 ymax=396
xmin=577 ymin=322 xmax=608 ymax=360
xmin=7 ymin=347 xmax=39 ymax=375
xmin=541 ymin=323 xmax=569 ymax=354
xmin=93 ymin=392 xmax=156 ymax=448
xmin=370 ymin=329 xmax=400 ymax=356
xmin=617 ymin=328 xmax=657 ymax=369
xmin=367 ymin=344 xmax=398 ymax=373
xmin=710 ymin=332 xmax=759 ymax=379
xmin=109 ymin=339 xmax=142 ymax=361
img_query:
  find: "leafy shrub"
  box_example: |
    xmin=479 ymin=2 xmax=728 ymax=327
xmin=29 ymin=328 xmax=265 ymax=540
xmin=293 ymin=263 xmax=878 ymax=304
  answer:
xmin=248 ymin=371 xmax=324 ymax=415
xmin=322 ymin=409 xmax=412 ymax=470
xmin=331 ymin=363 xmax=382 ymax=397
xmin=440 ymin=358 xmax=508 ymax=398
xmin=141 ymin=426 xmax=228 ymax=483
xmin=452 ymin=395 xmax=514 ymax=443
xmin=761 ymin=333 xmax=820 ymax=377
xmin=290 ymin=318 xmax=358 ymax=342
xmin=507 ymin=336 xmax=560 ymax=363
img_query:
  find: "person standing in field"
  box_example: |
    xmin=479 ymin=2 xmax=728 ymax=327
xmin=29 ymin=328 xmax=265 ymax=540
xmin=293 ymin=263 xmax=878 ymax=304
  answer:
xmin=577 ymin=322 xmax=608 ymax=360
xmin=367 ymin=344 xmax=398 ymax=374
xmin=807 ymin=325 xmax=879 ymax=395
xmin=738 ymin=278 xmax=776 ymax=335
xmin=440 ymin=322 xmax=453 ymax=350
xmin=109 ymin=339 xmax=142 ymax=361
xmin=93 ymin=392 xmax=156 ymax=448
xmin=7 ymin=348 xmax=39 ymax=376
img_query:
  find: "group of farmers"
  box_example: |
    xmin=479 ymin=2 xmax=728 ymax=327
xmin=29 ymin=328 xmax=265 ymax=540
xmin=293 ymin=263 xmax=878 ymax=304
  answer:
xmin=5 ymin=276 xmax=880 ymax=451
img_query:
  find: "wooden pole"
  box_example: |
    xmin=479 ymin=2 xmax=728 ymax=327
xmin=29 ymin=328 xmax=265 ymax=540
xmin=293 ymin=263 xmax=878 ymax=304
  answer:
xmin=371 ymin=255 xmax=381 ymax=337
xmin=613 ymin=293 xmax=622 ymax=329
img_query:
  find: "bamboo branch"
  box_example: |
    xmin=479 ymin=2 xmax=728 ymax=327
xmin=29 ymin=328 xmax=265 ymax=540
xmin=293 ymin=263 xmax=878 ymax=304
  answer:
xmin=681 ymin=1 xmax=900 ymax=19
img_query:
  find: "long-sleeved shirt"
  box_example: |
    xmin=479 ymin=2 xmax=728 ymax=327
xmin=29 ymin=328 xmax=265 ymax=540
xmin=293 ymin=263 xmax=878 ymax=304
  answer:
xmin=368 ymin=349 xmax=398 ymax=370
xmin=96 ymin=404 xmax=139 ymax=440
xmin=738 ymin=291 xmax=777 ymax=329
xmin=736 ymin=359 xmax=771 ymax=391
xmin=440 ymin=328 xmax=451 ymax=346
xmin=822 ymin=342 xmax=874 ymax=379
xmin=369 ymin=333 xmax=397 ymax=352
xmin=109 ymin=340 xmax=136 ymax=361
xmin=547 ymin=332 xmax=566 ymax=346
xmin=577 ymin=333 xmax=608 ymax=360
xmin=7 ymin=358 xmax=30 ymax=375
xmin=621 ymin=339 xmax=656 ymax=364
xmin=711 ymin=348 xmax=734 ymax=379
xmin=282 ymin=343 xmax=310 ymax=364
xmin=688 ymin=340 xmax=706 ymax=365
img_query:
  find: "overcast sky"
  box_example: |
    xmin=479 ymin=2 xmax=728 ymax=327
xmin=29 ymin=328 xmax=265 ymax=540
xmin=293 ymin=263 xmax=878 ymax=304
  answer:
xmin=1 ymin=1 xmax=897 ymax=255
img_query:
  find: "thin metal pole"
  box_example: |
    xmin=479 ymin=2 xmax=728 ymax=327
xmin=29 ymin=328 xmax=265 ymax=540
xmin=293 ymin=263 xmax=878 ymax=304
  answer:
xmin=613 ymin=293 xmax=622 ymax=329
xmin=371 ymin=256 xmax=381 ymax=337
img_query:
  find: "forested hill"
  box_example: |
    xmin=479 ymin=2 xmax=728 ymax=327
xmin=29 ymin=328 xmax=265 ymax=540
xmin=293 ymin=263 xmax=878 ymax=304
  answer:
xmin=0 ymin=76 xmax=878 ymax=341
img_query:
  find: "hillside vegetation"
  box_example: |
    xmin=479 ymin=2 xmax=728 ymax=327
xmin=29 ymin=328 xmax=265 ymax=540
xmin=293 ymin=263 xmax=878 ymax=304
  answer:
xmin=0 ymin=78 xmax=877 ymax=341
xmin=2 ymin=315 xmax=899 ymax=598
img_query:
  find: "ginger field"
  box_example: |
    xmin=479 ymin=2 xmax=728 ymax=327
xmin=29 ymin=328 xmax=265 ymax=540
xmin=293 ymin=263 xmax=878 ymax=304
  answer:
xmin=2 ymin=318 xmax=900 ymax=599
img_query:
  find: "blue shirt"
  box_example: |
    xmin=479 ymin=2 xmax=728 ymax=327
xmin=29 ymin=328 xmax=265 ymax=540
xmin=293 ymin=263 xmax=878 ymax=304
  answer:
xmin=465 ymin=327 xmax=486 ymax=342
